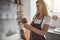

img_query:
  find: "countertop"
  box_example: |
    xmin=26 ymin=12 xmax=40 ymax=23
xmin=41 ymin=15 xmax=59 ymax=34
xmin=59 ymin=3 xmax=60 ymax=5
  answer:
xmin=48 ymin=27 xmax=60 ymax=35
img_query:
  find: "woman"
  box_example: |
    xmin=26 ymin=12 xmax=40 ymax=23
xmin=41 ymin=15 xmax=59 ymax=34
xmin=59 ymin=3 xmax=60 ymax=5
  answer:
xmin=23 ymin=0 xmax=51 ymax=40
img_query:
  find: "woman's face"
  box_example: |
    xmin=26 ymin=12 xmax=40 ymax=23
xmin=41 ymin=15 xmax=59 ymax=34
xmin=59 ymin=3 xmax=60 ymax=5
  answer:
xmin=36 ymin=2 xmax=42 ymax=13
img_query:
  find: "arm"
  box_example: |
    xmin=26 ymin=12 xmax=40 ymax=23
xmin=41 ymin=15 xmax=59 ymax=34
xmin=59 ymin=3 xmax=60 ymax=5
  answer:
xmin=30 ymin=24 xmax=49 ymax=36
xmin=24 ymin=24 xmax=50 ymax=36
xmin=24 ymin=16 xmax=51 ymax=36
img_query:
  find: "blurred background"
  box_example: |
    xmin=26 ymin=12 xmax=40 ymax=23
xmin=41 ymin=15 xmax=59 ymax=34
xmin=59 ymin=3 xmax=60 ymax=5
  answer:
xmin=0 ymin=0 xmax=60 ymax=40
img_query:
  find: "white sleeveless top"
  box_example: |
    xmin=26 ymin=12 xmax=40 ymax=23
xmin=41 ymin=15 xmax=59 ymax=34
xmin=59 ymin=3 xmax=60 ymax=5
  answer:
xmin=32 ymin=16 xmax=51 ymax=29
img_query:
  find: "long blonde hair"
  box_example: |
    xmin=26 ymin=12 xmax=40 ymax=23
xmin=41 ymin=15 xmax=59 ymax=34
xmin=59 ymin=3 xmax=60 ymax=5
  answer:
xmin=36 ymin=0 xmax=48 ymax=17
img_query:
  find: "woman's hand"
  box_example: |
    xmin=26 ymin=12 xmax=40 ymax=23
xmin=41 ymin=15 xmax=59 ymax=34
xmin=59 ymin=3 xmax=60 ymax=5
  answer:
xmin=18 ymin=20 xmax=23 ymax=25
xmin=23 ymin=24 xmax=30 ymax=29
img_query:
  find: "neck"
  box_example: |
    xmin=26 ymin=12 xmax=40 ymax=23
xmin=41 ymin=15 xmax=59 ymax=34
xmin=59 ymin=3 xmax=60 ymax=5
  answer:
xmin=37 ymin=10 xmax=42 ymax=13
xmin=37 ymin=15 xmax=43 ymax=20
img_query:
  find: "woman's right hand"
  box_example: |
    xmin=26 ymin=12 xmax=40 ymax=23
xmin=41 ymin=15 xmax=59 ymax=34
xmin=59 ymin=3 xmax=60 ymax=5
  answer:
xmin=18 ymin=18 xmax=27 ymax=25
xmin=18 ymin=20 xmax=23 ymax=25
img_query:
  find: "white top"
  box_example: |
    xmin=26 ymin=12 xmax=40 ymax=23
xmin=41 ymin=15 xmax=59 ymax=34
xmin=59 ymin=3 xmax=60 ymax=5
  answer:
xmin=32 ymin=16 xmax=51 ymax=29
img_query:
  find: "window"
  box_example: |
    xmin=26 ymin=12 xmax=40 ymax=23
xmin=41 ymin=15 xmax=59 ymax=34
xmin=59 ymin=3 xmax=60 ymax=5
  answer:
xmin=44 ymin=0 xmax=60 ymax=17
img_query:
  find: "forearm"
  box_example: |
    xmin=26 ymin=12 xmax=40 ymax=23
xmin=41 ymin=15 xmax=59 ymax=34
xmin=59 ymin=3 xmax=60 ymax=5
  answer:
xmin=23 ymin=24 xmax=48 ymax=36
xmin=28 ymin=26 xmax=46 ymax=36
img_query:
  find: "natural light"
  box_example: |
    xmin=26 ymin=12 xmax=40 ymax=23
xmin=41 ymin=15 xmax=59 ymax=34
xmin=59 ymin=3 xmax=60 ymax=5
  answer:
xmin=44 ymin=0 xmax=60 ymax=17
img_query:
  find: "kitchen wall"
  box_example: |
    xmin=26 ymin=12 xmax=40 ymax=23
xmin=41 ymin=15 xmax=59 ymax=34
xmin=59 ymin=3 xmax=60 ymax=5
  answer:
xmin=31 ymin=0 xmax=37 ymax=21
xmin=21 ymin=0 xmax=31 ymax=23
xmin=21 ymin=0 xmax=37 ymax=22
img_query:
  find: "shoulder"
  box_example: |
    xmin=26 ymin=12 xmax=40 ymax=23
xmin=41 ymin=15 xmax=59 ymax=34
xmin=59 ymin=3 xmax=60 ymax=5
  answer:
xmin=43 ymin=15 xmax=51 ymax=22
xmin=43 ymin=15 xmax=51 ymax=25
xmin=44 ymin=16 xmax=51 ymax=20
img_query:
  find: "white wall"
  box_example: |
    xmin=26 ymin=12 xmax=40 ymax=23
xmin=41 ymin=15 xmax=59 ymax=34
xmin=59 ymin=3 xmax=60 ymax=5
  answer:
xmin=21 ymin=0 xmax=31 ymax=23
xmin=31 ymin=0 xmax=37 ymax=21
xmin=21 ymin=0 xmax=37 ymax=22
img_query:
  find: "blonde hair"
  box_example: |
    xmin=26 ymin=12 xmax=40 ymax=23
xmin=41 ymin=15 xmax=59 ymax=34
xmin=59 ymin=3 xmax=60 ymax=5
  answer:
xmin=36 ymin=0 xmax=48 ymax=17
